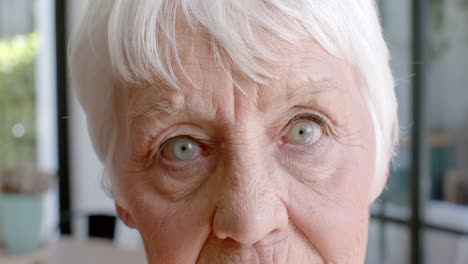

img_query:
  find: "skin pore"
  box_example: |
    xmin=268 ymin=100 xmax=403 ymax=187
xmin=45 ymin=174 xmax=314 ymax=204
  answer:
xmin=113 ymin=27 xmax=386 ymax=263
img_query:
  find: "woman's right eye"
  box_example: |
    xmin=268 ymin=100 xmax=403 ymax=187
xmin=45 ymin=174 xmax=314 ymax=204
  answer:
xmin=161 ymin=136 xmax=201 ymax=162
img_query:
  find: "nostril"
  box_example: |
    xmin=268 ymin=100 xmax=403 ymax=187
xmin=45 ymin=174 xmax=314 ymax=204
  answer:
xmin=214 ymin=230 xmax=228 ymax=240
xmin=212 ymin=201 xmax=290 ymax=244
xmin=211 ymin=236 xmax=258 ymax=250
xmin=212 ymin=183 xmax=290 ymax=245
xmin=212 ymin=228 xmax=289 ymax=250
xmin=254 ymin=229 xmax=289 ymax=247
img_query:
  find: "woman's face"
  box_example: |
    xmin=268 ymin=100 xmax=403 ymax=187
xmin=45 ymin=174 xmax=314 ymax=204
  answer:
xmin=114 ymin=33 xmax=385 ymax=263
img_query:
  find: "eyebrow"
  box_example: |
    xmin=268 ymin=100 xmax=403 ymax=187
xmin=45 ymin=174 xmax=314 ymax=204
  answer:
xmin=291 ymin=78 xmax=338 ymax=96
xmin=128 ymin=77 xmax=339 ymax=121
xmin=263 ymin=77 xmax=339 ymax=110
xmin=129 ymin=99 xmax=184 ymax=121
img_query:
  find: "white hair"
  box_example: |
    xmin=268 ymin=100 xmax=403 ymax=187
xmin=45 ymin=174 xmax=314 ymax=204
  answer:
xmin=69 ymin=0 xmax=399 ymax=205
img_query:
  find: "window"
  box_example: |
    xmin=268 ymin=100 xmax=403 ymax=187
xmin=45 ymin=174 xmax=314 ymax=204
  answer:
xmin=0 ymin=0 xmax=58 ymax=242
xmin=367 ymin=1 xmax=468 ymax=263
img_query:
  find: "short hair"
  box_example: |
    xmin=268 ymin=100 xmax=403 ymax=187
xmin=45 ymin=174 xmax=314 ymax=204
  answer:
xmin=69 ymin=0 xmax=399 ymax=205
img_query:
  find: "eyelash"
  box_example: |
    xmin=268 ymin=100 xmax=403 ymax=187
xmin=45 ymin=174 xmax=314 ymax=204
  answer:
xmin=287 ymin=113 xmax=327 ymax=129
xmin=158 ymin=135 xmax=187 ymax=152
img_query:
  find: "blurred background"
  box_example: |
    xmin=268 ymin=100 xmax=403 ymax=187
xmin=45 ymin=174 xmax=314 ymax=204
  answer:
xmin=0 ymin=0 xmax=467 ymax=263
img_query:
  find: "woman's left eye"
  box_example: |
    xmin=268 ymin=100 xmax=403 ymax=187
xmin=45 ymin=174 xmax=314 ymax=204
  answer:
xmin=161 ymin=136 xmax=201 ymax=161
xmin=287 ymin=118 xmax=323 ymax=145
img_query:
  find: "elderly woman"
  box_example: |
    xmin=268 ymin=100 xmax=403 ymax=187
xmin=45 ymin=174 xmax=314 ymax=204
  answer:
xmin=69 ymin=0 xmax=398 ymax=263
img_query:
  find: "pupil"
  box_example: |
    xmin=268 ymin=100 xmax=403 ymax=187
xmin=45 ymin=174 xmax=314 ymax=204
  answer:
xmin=181 ymin=146 xmax=187 ymax=151
xmin=299 ymin=130 xmax=304 ymax=135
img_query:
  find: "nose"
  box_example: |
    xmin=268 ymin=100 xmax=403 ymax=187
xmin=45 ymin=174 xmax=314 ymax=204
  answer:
xmin=212 ymin=153 xmax=289 ymax=245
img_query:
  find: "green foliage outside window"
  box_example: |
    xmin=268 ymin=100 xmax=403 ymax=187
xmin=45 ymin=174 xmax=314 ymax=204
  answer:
xmin=0 ymin=33 xmax=38 ymax=169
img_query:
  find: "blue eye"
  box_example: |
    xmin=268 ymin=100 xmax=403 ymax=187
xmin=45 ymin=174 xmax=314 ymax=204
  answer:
xmin=165 ymin=136 xmax=200 ymax=161
xmin=287 ymin=120 xmax=323 ymax=145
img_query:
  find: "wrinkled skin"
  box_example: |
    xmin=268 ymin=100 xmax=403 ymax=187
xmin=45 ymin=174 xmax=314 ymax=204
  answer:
xmin=113 ymin=28 xmax=387 ymax=264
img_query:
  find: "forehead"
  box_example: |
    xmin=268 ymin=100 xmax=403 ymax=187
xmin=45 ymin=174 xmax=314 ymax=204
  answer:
xmin=128 ymin=34 xmax=357 ymax=121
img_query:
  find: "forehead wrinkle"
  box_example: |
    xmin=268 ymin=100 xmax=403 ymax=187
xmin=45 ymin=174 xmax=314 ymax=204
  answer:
xmin=128 ymin=61 xmax=236 ymax=127
xmin=128 ymin=99 xmax=184 ymax=121
xmin=128 ymin=77 xmax=224 ymax=123
xmin=127 ymin=84 xmax=186 ymax=122
xmin=257 ymin=77 xmax=340 ymax=113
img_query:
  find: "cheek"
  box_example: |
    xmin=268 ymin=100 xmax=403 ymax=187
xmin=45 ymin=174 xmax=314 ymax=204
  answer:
xmin=122 ymin=180 xmax=214 ymax=263
xmin=287 ymin=139 xmax=375 ymax=263
xmin=278 ymin=136 xmax=342 ymax=184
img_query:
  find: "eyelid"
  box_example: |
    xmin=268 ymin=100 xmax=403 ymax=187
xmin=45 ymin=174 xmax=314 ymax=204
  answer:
xmin=158 ymin=134 xmax=216 ymax=149
xmin=287 ymin=113 xmax=327 ymax=127
xmin=158 ymin=135 xmax=190 ymax=151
